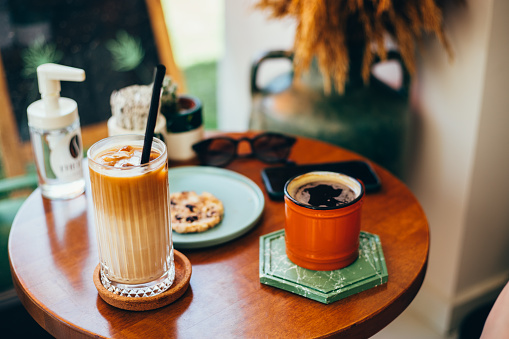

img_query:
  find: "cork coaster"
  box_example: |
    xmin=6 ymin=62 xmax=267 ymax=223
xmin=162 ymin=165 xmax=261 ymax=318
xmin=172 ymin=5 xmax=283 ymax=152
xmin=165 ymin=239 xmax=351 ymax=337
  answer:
xmin=93 ymin=250 xmax=192 ymax=311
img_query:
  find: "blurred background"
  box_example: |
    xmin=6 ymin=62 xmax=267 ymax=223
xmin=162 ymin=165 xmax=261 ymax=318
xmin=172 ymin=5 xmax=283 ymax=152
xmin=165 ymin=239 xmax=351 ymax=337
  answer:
xmin=0 ymin=0 xmax=508 ymax=338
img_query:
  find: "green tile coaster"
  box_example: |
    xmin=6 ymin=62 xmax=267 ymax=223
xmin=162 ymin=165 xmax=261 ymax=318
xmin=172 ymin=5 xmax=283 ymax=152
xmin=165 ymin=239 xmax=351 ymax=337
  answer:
xmin=259 ymin=229 xmax=388 ymax=304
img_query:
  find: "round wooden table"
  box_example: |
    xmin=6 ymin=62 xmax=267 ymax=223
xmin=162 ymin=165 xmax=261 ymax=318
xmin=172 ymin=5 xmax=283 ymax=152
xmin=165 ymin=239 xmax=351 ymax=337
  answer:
xmin=9 ymin=132 xmax=429 ymax=338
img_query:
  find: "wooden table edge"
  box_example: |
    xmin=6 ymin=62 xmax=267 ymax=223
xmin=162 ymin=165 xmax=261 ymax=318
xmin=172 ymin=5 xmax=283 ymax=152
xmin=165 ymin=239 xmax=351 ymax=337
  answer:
xmin=10 ymin=250 xmax=97 ymax=339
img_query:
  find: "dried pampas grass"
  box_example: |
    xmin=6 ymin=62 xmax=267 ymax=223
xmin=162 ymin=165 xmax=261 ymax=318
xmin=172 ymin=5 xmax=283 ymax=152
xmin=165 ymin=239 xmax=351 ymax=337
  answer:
xmin=256 ymin=0 xmax=454 ymax=93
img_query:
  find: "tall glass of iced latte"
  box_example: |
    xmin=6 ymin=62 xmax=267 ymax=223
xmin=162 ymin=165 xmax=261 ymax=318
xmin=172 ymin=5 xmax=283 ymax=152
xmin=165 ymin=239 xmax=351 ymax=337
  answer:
xmin=88 ymin=135 xmax=174 ymax=297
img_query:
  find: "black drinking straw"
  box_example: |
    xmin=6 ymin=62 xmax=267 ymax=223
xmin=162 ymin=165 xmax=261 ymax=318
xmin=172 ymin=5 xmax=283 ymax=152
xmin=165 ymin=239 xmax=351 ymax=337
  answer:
xmin=141 ymin=64 xmax=166 ymax=164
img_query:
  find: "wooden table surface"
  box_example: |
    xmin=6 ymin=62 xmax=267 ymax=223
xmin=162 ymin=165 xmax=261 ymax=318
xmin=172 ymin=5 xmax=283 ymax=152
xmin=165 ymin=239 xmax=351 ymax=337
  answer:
xmin=9 ymin=132 xmax=429 ymax=338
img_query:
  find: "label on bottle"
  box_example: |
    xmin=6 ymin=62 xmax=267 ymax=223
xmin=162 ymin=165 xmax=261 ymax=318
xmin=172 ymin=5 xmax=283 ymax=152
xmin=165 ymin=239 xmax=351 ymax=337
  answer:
xmin=48 ymin=129 xmax=83 ymax=181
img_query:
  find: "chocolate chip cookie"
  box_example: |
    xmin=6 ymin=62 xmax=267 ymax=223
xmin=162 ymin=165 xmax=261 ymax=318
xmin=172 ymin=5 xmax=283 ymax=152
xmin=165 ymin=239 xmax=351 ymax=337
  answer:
xmin=170 ymin=191 xmax=224 ymax=233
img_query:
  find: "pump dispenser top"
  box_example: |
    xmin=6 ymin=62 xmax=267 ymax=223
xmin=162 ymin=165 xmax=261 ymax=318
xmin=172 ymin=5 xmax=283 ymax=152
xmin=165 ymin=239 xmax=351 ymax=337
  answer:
xmin=27 ymin=63 xmax=87 ymax=199
xmin=27 ymin=63 xmax=86 ymax=130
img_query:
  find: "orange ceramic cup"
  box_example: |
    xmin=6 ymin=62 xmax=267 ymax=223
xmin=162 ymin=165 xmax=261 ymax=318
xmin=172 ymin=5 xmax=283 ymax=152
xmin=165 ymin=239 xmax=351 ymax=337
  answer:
xmin=284 ymin=171 xmax=364 ymax=271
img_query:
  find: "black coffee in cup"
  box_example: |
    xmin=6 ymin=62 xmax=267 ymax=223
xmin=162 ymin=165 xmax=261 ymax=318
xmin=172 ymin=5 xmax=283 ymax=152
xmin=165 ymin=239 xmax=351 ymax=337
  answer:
xmin=294 ymin=180 xmax=356 ymax=207
xmin=284 ymin=171 xmax=365 ymax=270
xmin=286 ymin=171 xmax=362 ymax=208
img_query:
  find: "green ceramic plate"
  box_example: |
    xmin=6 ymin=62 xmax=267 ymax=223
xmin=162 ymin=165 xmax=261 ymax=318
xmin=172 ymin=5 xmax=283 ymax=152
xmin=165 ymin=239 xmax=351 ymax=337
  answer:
xmin=169 ymin=166 xmax=265 ymax=249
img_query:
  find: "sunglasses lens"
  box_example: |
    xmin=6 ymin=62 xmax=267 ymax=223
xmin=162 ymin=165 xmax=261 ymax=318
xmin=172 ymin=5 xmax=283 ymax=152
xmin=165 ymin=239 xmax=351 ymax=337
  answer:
xmin=198 ymin=138 xmax=235 ymax=166
xmin=253 ymin=134 xmax=293 ymax=162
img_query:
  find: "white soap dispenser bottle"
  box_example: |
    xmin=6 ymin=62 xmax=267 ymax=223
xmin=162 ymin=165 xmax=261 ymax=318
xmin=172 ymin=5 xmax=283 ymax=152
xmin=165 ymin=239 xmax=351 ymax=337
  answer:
xmin=27 ymin=63 xmax=86 ymax=199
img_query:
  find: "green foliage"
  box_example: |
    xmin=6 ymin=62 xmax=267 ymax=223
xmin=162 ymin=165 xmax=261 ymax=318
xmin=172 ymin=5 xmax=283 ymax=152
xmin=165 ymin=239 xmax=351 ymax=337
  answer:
xmin=106 ymin=30 xmax=145 ymax=72
xmin=21 ymin=36 xmax=63 ymax=78
xmin=183 ymin=61 xmax=217 ymax=129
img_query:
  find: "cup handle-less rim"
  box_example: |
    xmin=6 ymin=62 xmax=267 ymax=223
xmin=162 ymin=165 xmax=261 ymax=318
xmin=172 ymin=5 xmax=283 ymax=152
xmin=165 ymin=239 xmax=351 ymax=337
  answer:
xmin=284 ymin=171 xmax=365 ymax=210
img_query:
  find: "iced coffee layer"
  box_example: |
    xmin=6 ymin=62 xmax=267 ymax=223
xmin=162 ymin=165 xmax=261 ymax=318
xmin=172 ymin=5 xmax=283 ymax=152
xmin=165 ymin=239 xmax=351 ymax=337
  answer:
xmin=89 ymin=146 xmax=171 ymax=284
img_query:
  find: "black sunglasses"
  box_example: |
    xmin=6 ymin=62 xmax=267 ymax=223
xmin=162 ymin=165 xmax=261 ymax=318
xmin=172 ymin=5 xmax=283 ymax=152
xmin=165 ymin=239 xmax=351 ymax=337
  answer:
xmin=192 ymin=132 xmax=296 ymax=167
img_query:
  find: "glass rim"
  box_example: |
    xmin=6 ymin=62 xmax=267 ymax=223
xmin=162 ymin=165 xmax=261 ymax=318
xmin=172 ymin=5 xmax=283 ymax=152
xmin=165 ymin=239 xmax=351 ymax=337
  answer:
xmin=87 ymin=134 xmax=167 ymax=171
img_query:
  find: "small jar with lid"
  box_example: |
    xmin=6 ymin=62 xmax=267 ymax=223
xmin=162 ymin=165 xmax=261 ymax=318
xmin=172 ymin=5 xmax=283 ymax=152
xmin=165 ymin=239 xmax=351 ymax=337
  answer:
xmin=162 ymin=95 xmax=204 ymax=161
